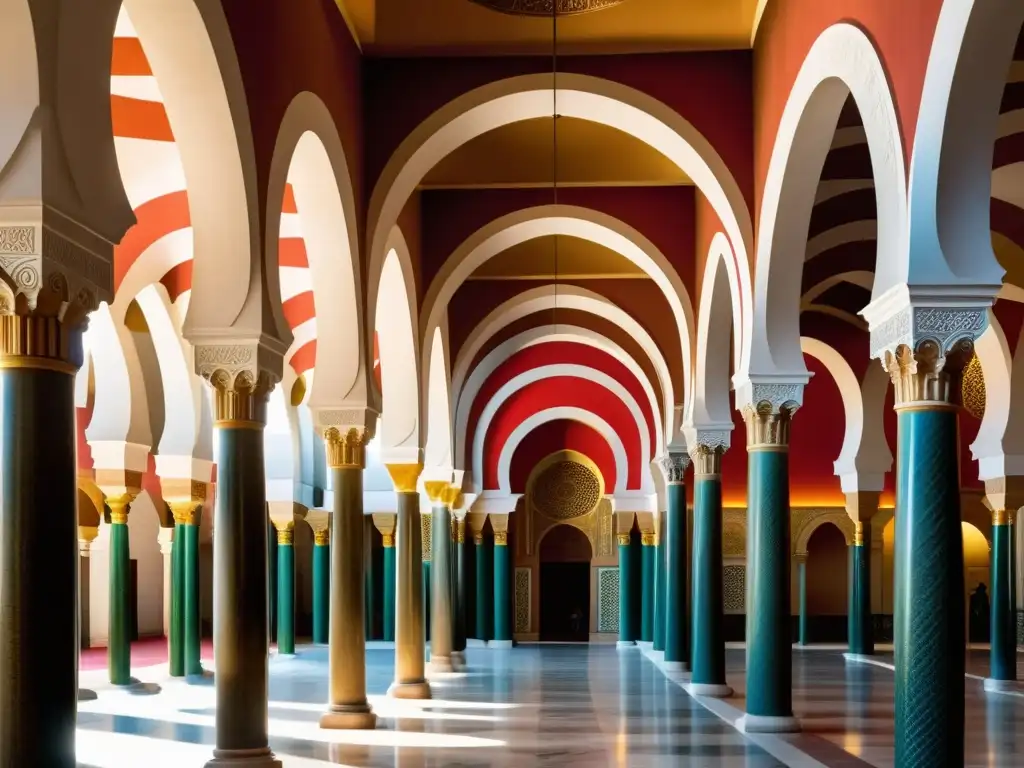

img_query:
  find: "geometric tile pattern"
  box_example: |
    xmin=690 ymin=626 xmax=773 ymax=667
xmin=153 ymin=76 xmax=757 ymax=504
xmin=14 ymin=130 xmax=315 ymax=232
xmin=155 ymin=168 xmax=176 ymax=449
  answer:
xmin=723 ymin=565 xmax=745 ymax=613
xmin=597 ymin=567 xmax=619 ymax=633
xmin=514 ymin=567 xmax=531 ymax=633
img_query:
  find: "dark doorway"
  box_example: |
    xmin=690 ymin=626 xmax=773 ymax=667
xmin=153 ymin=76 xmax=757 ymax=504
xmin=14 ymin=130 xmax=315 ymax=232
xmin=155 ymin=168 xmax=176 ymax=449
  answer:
xmin=539 ymin=525 xmax=592 ymax=642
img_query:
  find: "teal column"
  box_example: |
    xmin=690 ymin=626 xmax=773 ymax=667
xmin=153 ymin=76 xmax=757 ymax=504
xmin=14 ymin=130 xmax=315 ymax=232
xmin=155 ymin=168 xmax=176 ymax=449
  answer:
xmin=617 ymin=531 xmax=636 ymax=645
xmin=690 ymin=443 xmax=731 ymax=697
xmin=313 ymin=533 xmax=330 ymax=644
xmin=383 ymin=533 xmax=396 ymax=643
xmin=653 ymin=522 xmax=666 ymax=653
xmin=893 ymin=374 xmax=964 ymax=765
xmin=454 ymin=518 xmax=468 ymax=662
xmin=182 ymin=517 xmax=202 ymax=676
xmin=107 ymin=497 xmax=133 ymax=686
xmin=661 ymin=454 xmax=689 ymax=671
xmin=169 ymin=522 xmax=185 ymax=677
xmin=0 ymin=349 xmax=81 ymax=766
xmin=848 ymin=519 xmax=874 ymax=656
xmin=493 ymin=528 xmax=512 ymax=646
xmin=796 ymin=555 xmax=808 ymax=646
xmin=275 ymin=524 xmax=295 ymax=655
xmin=989 ymin=509 xmax=1016 ymax=685
xmin=423 ymin=560 xmax=432 ymax=640
xmin=475 ymin=532 xmax=491 ymax=640
xmin=640 ymin=535 xmax=655 ymax=643
xmin=740 ymin=406 xmax=799 ymax=733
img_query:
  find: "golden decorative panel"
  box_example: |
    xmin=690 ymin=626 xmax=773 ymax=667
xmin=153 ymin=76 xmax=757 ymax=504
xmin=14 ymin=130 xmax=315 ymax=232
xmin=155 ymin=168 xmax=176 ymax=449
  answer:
xmin=962 ymin=352 xmax=985 ymax=420
xmin=532 ymin=460 xmax=601 ymax=521
xmin=421 ymin=512 xmax=432 ymax=561
xmin=468 ymin=0 xmax=628 ymax=16
xmin=514 ymin=568 xmax=532 ymax=633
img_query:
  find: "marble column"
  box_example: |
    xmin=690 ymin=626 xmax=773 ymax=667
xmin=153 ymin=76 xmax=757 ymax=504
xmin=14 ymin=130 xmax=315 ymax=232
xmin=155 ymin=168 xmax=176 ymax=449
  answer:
xmin=203 ymin=369 xmax=279 ymax=768
xmin=453 ymin=513 xmax=468 ymax=667
xmin=795 ymin=553 xmax=808 ymax=646
xmin=886 ymin=341 xmax=971 ymax=764
xmin=640 ymin=530 xmax=656 ymax=643
xmin=385 ymin=464 xmax=430 ymax=699
xmin=425 ymin=481 xmax=454 ymax=672
xmin=0 ymin=305 xmax=90 ymax=765
xmin=170 ymin=501 xmax=204 ymax=677
xmin=467 ymin=513 xmax=490 ymax=642
xmin=273 ymin=522 xmax=295 ymax=656
xmin=320 ymin=427 xmax=375 ymax=730
xmin=737 ymin=400 xmax=799 ymax=734
xmin=372 ymin=514 xmax=398 ymax=644
xmin=984 ymin=478 xmax=1022 ymax=690
xmin=168 ymin=523 xmax=184 ymax=678
xmin=689 ymin=439 xmax=732 ymax=697
xmin=846 ymin=491 xmax=878 ymax=658
xmin=617 ymin=530 xmax=636 ymax=647
xmin=491 ymin=514 xmax=512 ymax=648
xmin=100 ymin=484 xmax=140 ymax=686
xmin=306 ymin=510 xmax=330 ymax=646
xmin=653 ymin=511 xmax=666 ymax=657
xmin=660 ymin=454 xmax=690 ymax=672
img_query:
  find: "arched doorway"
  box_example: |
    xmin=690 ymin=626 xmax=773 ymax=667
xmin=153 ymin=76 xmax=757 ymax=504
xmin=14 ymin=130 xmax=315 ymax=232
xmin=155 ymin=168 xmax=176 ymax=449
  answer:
xmin=539 ymin=525 xmax=592 ymax=642
xmin=805 ymin=524 xmax=849 ymax=642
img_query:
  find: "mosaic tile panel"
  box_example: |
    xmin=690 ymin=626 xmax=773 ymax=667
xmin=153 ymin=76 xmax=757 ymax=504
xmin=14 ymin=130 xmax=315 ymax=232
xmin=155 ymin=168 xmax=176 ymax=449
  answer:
xmin=421 ymin=512 xmax=431 ymax=562
xmin=722 ymin=565 xmax=745 ymax=613
xmin=597 ymin=567 xmax=619 ymax=633
xmin=514 ymin=567 xmax=531 ymax=634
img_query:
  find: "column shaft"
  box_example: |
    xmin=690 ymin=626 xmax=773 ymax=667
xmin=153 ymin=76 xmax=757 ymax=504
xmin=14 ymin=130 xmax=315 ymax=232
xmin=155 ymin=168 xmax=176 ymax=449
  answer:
xmin=475 ymin=537 xmax=491 ymax=640
xmin=312 ymin=540 xmax=329 ymax=644
xmin=170 ymin=523 xmax=185 ymax=677
xmin=664 ymin=482 xmax=688 ymax=668
xmin=389 ymin=489 xmax=430 ymax=698
xmin=494 ymin=537 xmax=511 ymax=644
xmin=990 ymin=515 xmax=1016 ymax=682
xmin=653 ymin=534 xmax=665 ymax=653
xmin=848 ymin=526 xmax=874 ymax=656
xmin=430 ymin=504 xmax=454 ymax=670
xmin=691 ymin=471 xmax=729 ymax=694
xmin=276 ymin=533 xmax=295 ymax=655
xmin=894 ymin=406 xmax=963 ymax=763
xmin=0 ymin=365 xmax=78 ymax=766
xmin=618 ymin=534 xmax=635 ymax=644
xmin=383 ymin=539 xmax=396 ymax=642
xmin=640 ymin=539 xmax=655 ymax=643
xmin=454 ymin=522 xmax=467 ymax=656
xmin=108 ymin=513 xmax=132 ymax=685
xmin=797 ymin=558 xmax=808 ymax=646
xmin=183 ymin=522 xmax=202 ymax=675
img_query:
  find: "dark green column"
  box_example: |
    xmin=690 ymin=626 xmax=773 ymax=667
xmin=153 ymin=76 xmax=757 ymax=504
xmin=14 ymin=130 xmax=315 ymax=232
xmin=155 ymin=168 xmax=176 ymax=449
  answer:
xmin=796 ymin=555 xmax=808 ymax=646
xmin=107 ymin=497 xmax=133 ymax=686
xmin=493 ymin=526 xmax=512 ymax=647
xmin=0 ymin=346 xmax=81 ymax=766
xmin=653 ymin=521 xmax=665 ymax=654
xmin=640 ymin=534 xmax=655 ymax=643
xmin=383 ymin=533 xmax=396 ymax=642
xmin=454 ymin=517 xmax=468 ymax=664
xmin=313 ymin=533 xmax=330 ymax=645
xmin=988 ymin=508 xmax=1016 ymax=687
xmin=275 ymin=524 xmax=295 ymax=655
xmin=365 ymin=525 xmax=378 ymax=641
xmin=848 ymin=523 xmax=874 ymax=657
xmin=661 ymin=454 xmax=689 ymax=671
xmin=893 ymin=392 xmax=964 ymax=764
xmin=690 ymin=443 xmax=731 ymax=697
xmin=182 ymin=517 xmax=203 ymax=676
xmin=618 ymin=531 xmax=636 ymax=646
xmin=475 ymin=532 xmax=491 ymax=640
xmin=739 ymin=405 xmax=799 ymax=733
xmin=208 ymin=399 xmax=278 ymax=766
xmin=169 ymin=521 xmax=185 ymax=677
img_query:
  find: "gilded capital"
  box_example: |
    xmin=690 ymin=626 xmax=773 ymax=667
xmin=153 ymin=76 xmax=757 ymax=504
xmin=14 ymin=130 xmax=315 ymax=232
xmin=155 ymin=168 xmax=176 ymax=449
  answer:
xmin=744 ymin=403 xmax=794 ymax=450
xmin=169 ymin=500 xmax=201 ymax=526
xmin=203 ymin=364 xmax=276 ymax=427
xmin=853 ymin=521 xmax=865 ymax=546
xmin=690 ymin=442 xmax=725 ymax=477
xmin=443 ymin=484 xmax=463 ymax=508
xmin=386 ymin=463 xmax=423 ymax=494
xmin=616 ymin=532 xmax=631 ymax=547
xmin=382 ymin=532 xmax=395 ymax=547
xmin=314 ymin=528 xmax=330 ymax=546
xmin=276 ymin=522 xmax=295 ymax=545
xmin=106 ymin=494 xmax=133 ymax=525
xmin=424 ymin=480 xmax=450 ymax=504
xmin=884 ymin=340 xmax=973 ymax=409
xmin=641 ymin=532 xmax=656 ymax=546
xmin=494 ymin=531 xmax=508 ymax=546
xmin=323 ymin=426 xmax=371 ymax=469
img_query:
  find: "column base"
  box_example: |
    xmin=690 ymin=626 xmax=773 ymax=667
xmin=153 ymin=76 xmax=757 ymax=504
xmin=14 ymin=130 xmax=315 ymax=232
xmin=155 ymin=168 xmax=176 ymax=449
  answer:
xmin=689 ymin=682 xmax=733 ymax=698
xmin=661 ymin=660 xmax=689 ymax=673
xmin=737 ymin=714 xmax=801 ymax=734
xmin=430 ymin=655 xmax=455 ymax=673
xmin=320 ymin=704 xmax=378 ymax=731
xmin=387 ymin=680 xmax=432 ymax=700
xmin=205 ymin=748 xmax=281 ymax=767
xmin=984 ymin=678 xmax=1022 ymax=694
xmin=451 ymin=650 xmax=466 ymax=669
xmin=489 ymin=640 xmax=513 ymax=650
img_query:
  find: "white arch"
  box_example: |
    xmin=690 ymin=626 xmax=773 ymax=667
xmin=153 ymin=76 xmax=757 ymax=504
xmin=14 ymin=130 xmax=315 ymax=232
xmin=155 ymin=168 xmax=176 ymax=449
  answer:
xmin=266 ymin=92 xmax=364 ymax=407
xmin=423 ymin=321 xmax=453 ymax=469
xmin=750 ymin=23 xmax=906 ymax=378
xmin=471 ymin=364 xmax=653 ymax=495
xmin=125 ymin=0 xmax=266 ymax=339
xmin=495 ymin=407 xmax=629 ymax=495
xmin=265 ymin=370 xmax=300 ymax=504
xmin=907 ymin=0 xmax=1020 ymax=288
xmin=454 ymin=325 xmax=664 ymax=466
xmin=421 ymin=206 xmax=695 ymax=419
xmin=367 ymin=72 xmax=752 ymax=360
xmin=800 ymin=336 xmax=891 ymax=493
xmin=692 ymin=232 xmax=743 ymax=430
xmin=374 ymin=226 xmax=421 ymax=463
xmin=972 ymin=312 xmax=1024 ymax=479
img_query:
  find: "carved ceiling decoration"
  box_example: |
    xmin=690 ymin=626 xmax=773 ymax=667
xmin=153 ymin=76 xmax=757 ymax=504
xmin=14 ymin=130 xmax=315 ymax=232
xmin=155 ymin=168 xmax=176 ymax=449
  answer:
xmin=532 ymin=460 xmax=601 ymax=520
xmin=961 ymin=352 xmax=985 ymax=420
xmin=468 ymin=0 xmax=629 ymax=15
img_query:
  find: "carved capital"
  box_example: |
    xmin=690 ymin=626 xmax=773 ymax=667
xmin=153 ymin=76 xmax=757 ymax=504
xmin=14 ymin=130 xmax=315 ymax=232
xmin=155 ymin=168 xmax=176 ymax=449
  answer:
xmin=489 ymin=512 xmax=510 ymax=544
xmin=96 ymin=468 xmax=143 ymax=521
xmin=169 ymin=500 xmax=201 ymax=527
xmin=689 ymin=441 xmax=726 ymax=477
xmin=276 ymin=523 xmax=294 ymax=546
xmin=641 ymin=532 xmax=656 ymax=546
xmin=657 ymin=453 xmax=689 ymax=485
xmin=314 ymin=528 xmax=330 ymax=546
xmin=386 ymin=463 xmax=423 ymax=494
xmin=195 ymin=345 xmax=277 ymax=427
xmin=312 ymin=406 xmax=378 ymax=442
xmin=322 ymin=426 xmax=371 ymax=469
xmin=883 ymin=339 xmax=974 ymax=409
xmin=743 ymin=403 xmax=795 ymax=450
xmin=494 ymin=531 xmax=508 ymax=546
xmin=305 ymin=509 xmax=330 ymax=543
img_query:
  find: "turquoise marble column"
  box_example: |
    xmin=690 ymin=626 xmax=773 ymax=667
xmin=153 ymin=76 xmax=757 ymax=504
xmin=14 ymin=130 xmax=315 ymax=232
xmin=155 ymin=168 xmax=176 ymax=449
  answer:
xmin=274 ymin=524 xmax=295 ymax=656
xmin=847 ymin=519 xmax=875 ymax=657
xmin=738 ymin=402 xmax=799 ymax=733
xmin=660 ymin=454 xmax=690 ymax=672
xmin=890 ymin=345 xmax=968 ymax=765
xmin=617 ymin=529 xmax=636 ymax=646
xmin=382 ymin=532 xmax=396 ymax=643
xmin=640 ymin=533 xmax=655 ymax=643
xmin=796 ymin=554 xmax=808 ymax=646
xmin=492 ymin=516 xmax=512 ymax=647
xmin=988 ymin=504 xmax=1017 ymax=686
xmin=689 ymin=440 xmax=732 ymax=697
xmin=653 ymin=512 xmax=666 ymax=655
xmin=312 ymin=532 xmax=330 ymax=645
xmin=474 ymin=529 xmax=491 ymax=641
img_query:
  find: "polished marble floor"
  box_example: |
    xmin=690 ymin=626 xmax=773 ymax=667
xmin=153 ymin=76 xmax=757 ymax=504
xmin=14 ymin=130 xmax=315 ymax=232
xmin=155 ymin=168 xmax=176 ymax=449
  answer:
xmin=76 ymin=645 xmax=788 ymax=767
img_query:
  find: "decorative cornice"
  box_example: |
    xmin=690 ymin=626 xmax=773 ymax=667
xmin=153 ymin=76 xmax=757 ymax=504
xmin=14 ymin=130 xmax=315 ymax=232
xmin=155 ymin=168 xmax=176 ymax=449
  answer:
xmin=468 ymin=0 xmax=628 ymax=16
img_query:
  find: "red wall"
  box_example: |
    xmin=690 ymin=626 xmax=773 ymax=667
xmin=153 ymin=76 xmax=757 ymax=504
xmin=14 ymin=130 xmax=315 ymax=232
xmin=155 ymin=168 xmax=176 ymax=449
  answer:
xmin=508 ymin=419 xmax=618 ymax=494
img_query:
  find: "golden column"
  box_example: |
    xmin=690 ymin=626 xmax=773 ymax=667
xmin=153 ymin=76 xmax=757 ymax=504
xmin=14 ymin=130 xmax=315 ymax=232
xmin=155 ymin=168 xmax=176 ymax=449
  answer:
xmin=320 ymin=426 xmax=376 ymax=730
xmin=425 ymin=479 xmax=455 ymax=672
xmin=386 ymin=465 xmax=431 ymax=699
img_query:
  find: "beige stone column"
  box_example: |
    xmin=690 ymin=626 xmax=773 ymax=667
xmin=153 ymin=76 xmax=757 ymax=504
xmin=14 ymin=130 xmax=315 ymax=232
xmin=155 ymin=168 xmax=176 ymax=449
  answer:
xmin=157 ymin=527 xmax=174 ymax=637
xmin=425 ymin=480 xmax=455 ymax=672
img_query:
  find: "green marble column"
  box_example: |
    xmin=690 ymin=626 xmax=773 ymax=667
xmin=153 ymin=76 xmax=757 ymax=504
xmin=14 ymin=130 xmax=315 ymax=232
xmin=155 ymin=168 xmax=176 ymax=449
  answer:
xmin=848 ymin=523 xmax=874 ymax=657
xmin=169 ymin=522 xmax=185 ymax=677
xmin=739 ymin=404 xmax=799 ymax=734
xmin=426 ymin=482 xmax=455 ymax=671
xmin=107 ymin=496 xmax=134 ymax=686
xmin=891 ymin=349 xmax=967 ymax=765
xmin=989 ymin=508 xmax=1016 ymax=685
xmin=0 ymin=339 xmax=82 ymax=766
xmin=492 ymin=516 xmax=512 ymax=647
xmin=653 ymin=519 xmax=666 ymax=654
xmin=475 ymin=530 xmax=491 ymax=641
xmin=207 ymin=383 xmax=278 ymax=767
xmin=182 ymin=515 xmax=203 ymax=676
xmin=690 ymin=442 xmax=732 ymax=697
xmin=640 ymin=533 xmax=655 ymax=643
xmin=383 ymin=533 xmax=396 ymax=642
xmin=661 ymin=454 xmax=690 ymax=671
xmin=312 ymin=531 xmax=330 ymax=645
xmin=618 ymin=531 xmax=636 ymax=646
xmin=796 ymin=555 xmax=808 ymax=646
xmin=320 ymin=429 xmax=375 ymax=730
xmin=386 ymin=466 xmax=431 ymax=700
xmin=275 ymin=524 xmax=295 ymax=656
xmin=453 ymin=517 xmax=468 ymax=665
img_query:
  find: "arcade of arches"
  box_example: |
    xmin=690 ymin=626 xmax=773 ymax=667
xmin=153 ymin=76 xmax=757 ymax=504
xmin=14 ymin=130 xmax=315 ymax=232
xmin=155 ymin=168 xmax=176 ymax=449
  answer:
xmin=3 ymin=0 xmax=1024 ymax=766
